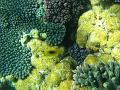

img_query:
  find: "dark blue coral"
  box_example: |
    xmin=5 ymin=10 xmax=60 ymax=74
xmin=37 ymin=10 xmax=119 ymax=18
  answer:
xmin=68 ymin=44 xmax=89 ymax=64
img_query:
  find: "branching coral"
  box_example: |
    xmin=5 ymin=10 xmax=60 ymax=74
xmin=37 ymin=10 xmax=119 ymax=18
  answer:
xmin=0 ymin=27 xmax=33 ymax=79
xmin=15 ymin=21 xmax=66 ymax=46
xmin=36 ymin=0 xmax=91 ymax=46
xmin=73 ymin=61 xmax=120 ymax=89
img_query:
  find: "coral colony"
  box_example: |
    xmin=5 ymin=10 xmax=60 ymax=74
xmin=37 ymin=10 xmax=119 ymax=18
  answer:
xmin=0 ymin=0 xmax=120 ymax=90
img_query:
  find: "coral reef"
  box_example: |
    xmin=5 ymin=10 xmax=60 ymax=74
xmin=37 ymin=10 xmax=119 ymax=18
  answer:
xmin=0 ymin=0 xmax=120 ymax=90
xmin=13 ymin=38 xmax=76 ymax=90
xmin=36 ymin=0 xmax=91 ymax=46
xmin=20 ymin=22 xmax=66 ymax=46
xmin=40 ymin=56 xmax=76 ymax=90
xmin=39 ymin=0 xmax=91 ymax=24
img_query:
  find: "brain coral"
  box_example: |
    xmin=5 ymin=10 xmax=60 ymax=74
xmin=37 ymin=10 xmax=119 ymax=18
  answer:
xmin=0 ymin=27 xmax=33 ymax=79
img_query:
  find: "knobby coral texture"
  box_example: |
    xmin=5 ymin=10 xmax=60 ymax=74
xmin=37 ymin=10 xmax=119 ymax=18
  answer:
xmin=0 ymin=27 xmax=33 ymax=79
xmin=36 ymin=22 xmax=66 ymax=46
xmin=68 ymin=44 xmax=89 ymax=64
xmin=39 ymin=0 xmax=91 ymax=46
xmin=43 ymin=0 xmax=90 ymax=24
xmin=0 ymin=0 xmax=38 ymax=28
xmin=1 ymin=0 xmax=120 ymax=90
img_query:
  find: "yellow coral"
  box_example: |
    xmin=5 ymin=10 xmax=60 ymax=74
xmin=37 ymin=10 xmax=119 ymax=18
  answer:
xmin=28 ymin=38 xmax=64 ymax=72
xmin=77 ymin=10 xmax=95 ymax=47
xmin=96 ymin=53 xmax=113 ymax=64
xmin=30 ymin=29 xmax=39 ymax=39
xmin=14 ymin=68 xmax=42 ymax=90
xmin=57 ymin=80 xmax=73 ymax=90
xmin=84 ymin=54 xmax=98 ymax=65
xmin=111 ymin=44 xmax=120 ymax=62
xmin=40 ymin=57 xmax=75 ymax=90
xmin=86 ymin=29 xmax=107 ymax=51
xmin=107 ymin=31 xmax=120 ymax=48
xmin=27 ymin=39 xmax=64 ymax=59
xmin=77 ymin=3 xmax=120 ymax=63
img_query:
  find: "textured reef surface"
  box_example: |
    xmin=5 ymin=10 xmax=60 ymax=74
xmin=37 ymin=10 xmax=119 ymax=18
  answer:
xmin=0 ymin=0 xmax=120 ymax=90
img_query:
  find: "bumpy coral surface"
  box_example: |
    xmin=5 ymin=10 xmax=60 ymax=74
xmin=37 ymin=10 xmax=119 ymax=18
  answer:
xmin=68 ymin=43 xmax=89 ymax=64
xmin=36 ymin=22 xmax=66 ymax=46
xmin=42 ymin=0 xmax=90 ymax=24
xmin=0 ymin=27 xmax=32 ymax=79
xmin=0 ymin=0 xmax=38 ymax=28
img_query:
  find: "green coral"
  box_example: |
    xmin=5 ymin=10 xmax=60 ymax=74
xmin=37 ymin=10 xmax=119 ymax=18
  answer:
xmin=0 ymin=27 xmax=33 ymax=79
xmin=0 ymin=0 xmax=38 ymax=27
xmin=13 ymin=38 xmax=66 ymax=90
xmin=22 ymin=22 xmax=66 ymax=46
xmin=13 ymin=37 xmax=76 ymax=90
xmin=73 ymin=61 xmax=120 ymax=89
xmin=37 ymin=22 xmax=66 ymax=46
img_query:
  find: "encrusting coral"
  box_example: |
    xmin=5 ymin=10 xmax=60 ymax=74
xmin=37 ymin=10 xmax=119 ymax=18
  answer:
xmin=40 ymin=56 xmax=76 ymax=90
